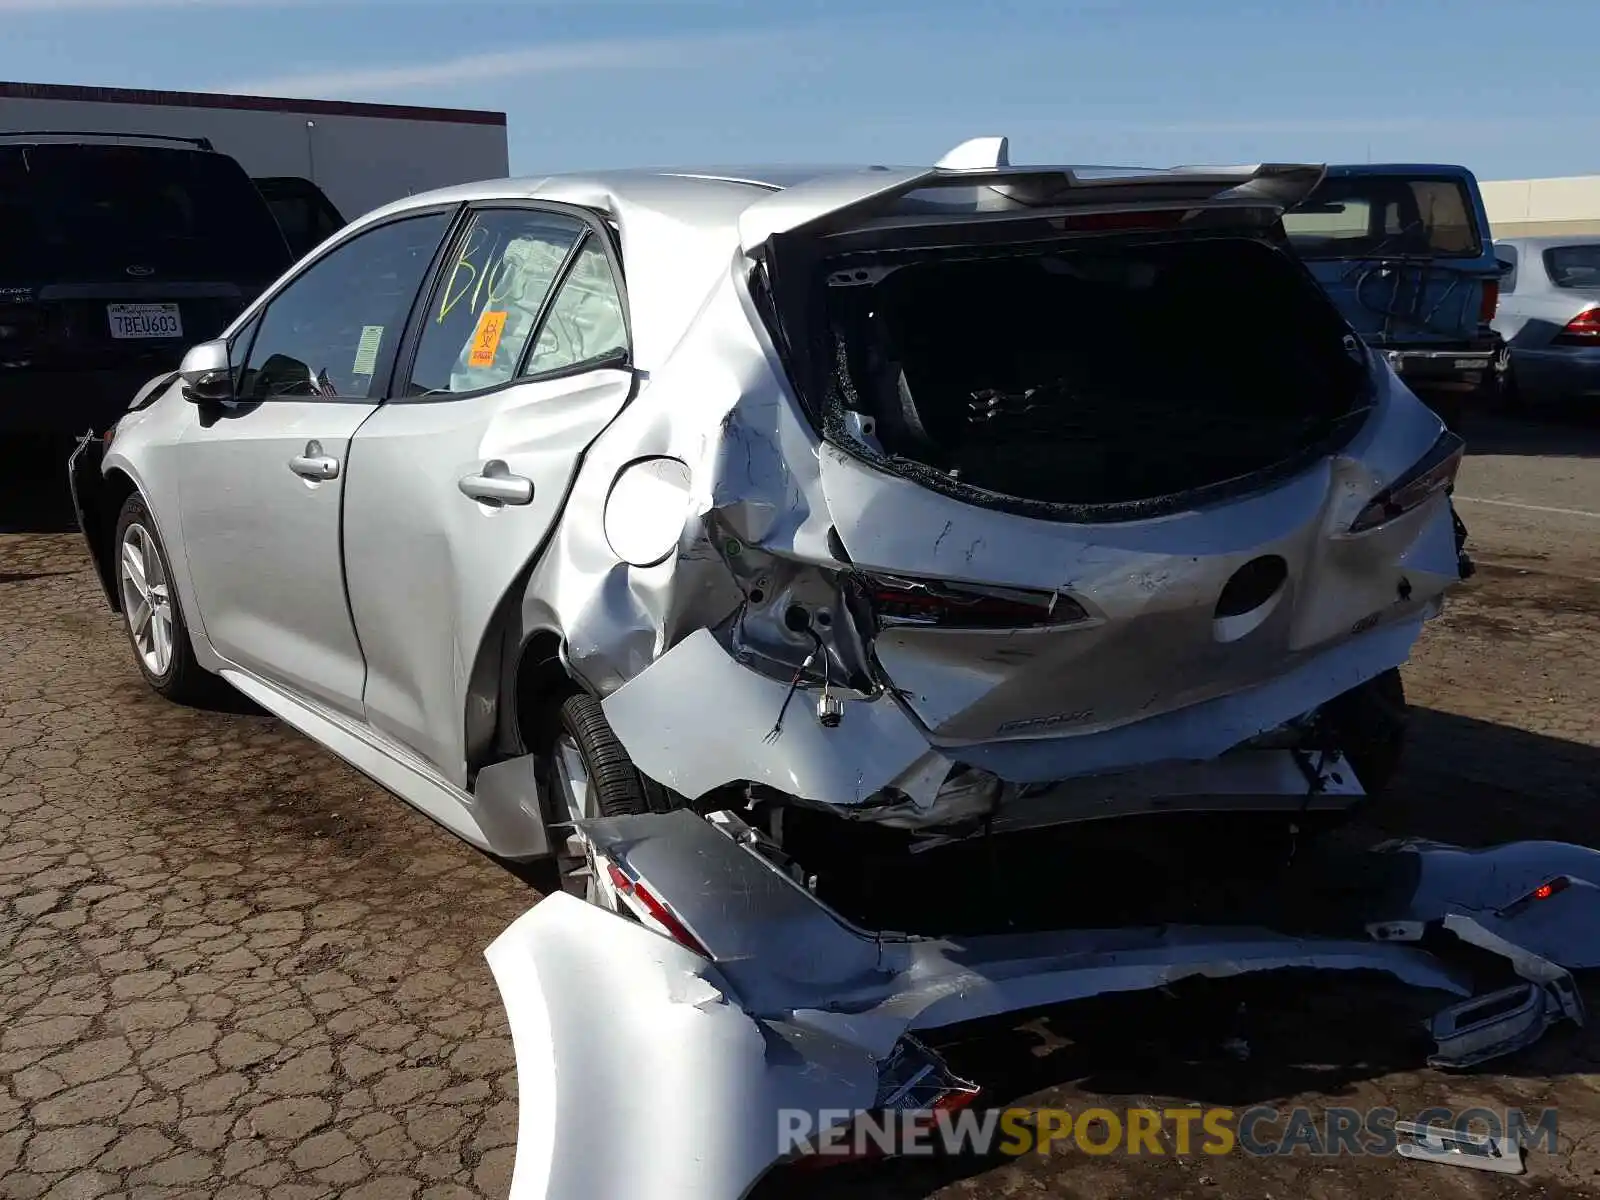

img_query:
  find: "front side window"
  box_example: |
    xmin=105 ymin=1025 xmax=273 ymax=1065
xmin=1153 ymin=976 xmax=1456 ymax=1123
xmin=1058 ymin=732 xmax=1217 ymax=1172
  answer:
xmin=237 ymin=211 xmax=451 ymax=402
xmin=407 ymin=209 xmax=586 ymax=398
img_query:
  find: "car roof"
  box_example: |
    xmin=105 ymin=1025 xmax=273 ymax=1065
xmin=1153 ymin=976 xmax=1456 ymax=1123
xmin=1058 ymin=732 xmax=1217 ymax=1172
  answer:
xmin=341 ymin=148 xmax=1319 ymax=371
xmin=1322 ymin=162 xmax=1478 ymax=179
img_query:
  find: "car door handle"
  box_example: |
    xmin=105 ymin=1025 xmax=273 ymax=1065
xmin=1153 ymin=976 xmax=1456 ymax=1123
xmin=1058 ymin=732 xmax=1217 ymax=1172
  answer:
xmin=289 ymin=441 xmax=340 ymax=481
xmin=459 ymin=461 xmax=534 ymax=506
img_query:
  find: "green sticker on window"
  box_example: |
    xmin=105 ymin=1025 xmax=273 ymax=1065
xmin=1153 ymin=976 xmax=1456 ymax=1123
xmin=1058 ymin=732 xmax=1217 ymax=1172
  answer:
xmin=352 ymin=325 xmax=384 ymax=377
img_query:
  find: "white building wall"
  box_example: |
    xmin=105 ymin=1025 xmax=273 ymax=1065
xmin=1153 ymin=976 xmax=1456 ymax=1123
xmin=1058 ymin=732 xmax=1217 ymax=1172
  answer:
xmin=1481 ymin=175 xmax=1600 ymax=239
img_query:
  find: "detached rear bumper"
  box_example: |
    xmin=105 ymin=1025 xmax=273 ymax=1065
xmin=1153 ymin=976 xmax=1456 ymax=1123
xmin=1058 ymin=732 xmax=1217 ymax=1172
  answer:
xmin=486 ymin=814 xmax=1600 ymax=1199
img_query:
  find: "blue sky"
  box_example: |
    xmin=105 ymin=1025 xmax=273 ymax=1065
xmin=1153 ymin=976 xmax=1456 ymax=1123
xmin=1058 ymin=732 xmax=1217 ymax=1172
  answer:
xmin=1 ymin=0 xmax=1594 ymax=181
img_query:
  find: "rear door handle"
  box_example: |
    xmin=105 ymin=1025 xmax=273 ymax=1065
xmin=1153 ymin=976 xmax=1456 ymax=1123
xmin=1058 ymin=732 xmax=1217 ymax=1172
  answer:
xmin=459 ymin=460 xmax=534 ymax=506
xmin=289 ymin=441 xmax=340 ymax=481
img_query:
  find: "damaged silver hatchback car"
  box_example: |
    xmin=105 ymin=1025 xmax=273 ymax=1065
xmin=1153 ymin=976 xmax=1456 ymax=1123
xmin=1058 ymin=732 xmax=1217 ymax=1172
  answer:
xmin=71 ymin=138 xmax=1472 ymax=888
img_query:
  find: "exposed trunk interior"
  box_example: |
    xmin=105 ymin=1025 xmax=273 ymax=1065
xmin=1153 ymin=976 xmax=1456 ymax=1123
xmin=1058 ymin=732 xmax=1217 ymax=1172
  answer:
xmin=822 ymin=234 xmax=1372 ymax=511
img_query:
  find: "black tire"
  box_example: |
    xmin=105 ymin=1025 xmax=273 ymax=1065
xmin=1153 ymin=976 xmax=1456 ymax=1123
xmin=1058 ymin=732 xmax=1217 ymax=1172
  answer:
xmin=546 ymin=693 xmax=672 ymax=900
xmin=556 ymin=693 xmax=656 ymax=818
xmin=113 ymin=494 xmax=222 ymax=705
xmin=1321 ymin=667 xmax=1409 ymax=797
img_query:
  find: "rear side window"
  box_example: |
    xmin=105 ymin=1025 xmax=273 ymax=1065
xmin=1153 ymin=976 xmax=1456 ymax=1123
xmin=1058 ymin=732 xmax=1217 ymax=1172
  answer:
xmin=237 ymin=212 xmax=452 ymax=402
xmin=1283 ymin=175 xmax=1482 ymax=259
xmin=256 ymin=177 xmax=347 ymax=259
xmin=406 ymin=209 xmax=586 ymax=398
xmin=0 ymin=143 xmax=292 ymax=282
xmin=1543 ymin=245 xmax=1600 ymax=289
xmin=524 ymin=237 xmax=628 ymax=376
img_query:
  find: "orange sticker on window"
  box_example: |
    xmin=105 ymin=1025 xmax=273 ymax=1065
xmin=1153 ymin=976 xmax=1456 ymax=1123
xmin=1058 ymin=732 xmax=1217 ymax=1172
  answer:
xmin=468 ymin=310 xmax=509 ymax=368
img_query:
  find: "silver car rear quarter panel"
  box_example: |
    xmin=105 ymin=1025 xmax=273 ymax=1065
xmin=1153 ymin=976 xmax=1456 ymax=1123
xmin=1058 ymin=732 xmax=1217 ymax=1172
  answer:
xmin=486 ymin=817 xmax=1600 ymax=1199
xmin=586 ymin=325 xmax=1456 ymax=804
xmin=536 ymin=238 xmax=1455 ymax=806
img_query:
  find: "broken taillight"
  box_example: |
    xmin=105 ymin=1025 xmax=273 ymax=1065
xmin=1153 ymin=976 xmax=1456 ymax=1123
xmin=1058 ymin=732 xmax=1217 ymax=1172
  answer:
xmin=1349 ymin=430 xmax=1465 ymax=533
xmin=1495 ymin=874 xmax=1572 ymax=918
xmin=865 ymin=575 xmax=1088 ymax=630
xmin=1554 ymin=308 xmax=1600 ymax=345
xmin=604 ymin=860 xmax=711 ymax=958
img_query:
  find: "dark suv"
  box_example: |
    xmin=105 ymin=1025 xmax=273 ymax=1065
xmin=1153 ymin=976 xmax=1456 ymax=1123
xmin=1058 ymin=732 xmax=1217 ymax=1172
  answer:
xmin=0 ymin=132 xmax=294 ymax=438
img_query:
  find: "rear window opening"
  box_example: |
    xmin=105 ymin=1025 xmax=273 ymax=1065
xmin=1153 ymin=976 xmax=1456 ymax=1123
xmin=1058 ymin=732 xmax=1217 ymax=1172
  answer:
xmin=820 ymin=234 xmax=1372 ymax=514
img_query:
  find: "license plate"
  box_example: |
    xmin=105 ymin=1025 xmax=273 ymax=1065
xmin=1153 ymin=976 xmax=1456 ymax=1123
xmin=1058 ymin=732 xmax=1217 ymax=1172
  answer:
xmin=1454 ymin=358 xmax=1484 ymax=371
xmin=107 ymin=303 xmax=183 ymax=340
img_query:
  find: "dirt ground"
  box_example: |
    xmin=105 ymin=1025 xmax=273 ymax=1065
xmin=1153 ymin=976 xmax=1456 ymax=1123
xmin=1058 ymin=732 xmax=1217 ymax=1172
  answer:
xmin=2 ymin=411 xmax=1599 ymax=1200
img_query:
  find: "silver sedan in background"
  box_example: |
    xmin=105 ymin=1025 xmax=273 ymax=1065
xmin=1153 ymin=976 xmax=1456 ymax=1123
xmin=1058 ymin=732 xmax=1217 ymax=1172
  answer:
xmin=1492 ymin=236 xmax=1600 ymax=406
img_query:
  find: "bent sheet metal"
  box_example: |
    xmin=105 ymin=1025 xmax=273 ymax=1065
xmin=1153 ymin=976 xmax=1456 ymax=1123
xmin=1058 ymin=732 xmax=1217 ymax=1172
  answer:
xmin=486 ymin=817 xmax=1600 ymax=1199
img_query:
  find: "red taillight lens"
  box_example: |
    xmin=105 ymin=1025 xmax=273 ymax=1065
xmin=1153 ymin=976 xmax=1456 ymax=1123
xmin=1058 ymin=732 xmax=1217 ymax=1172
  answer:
xmin=1497 ymin=875 xmax=1572 ymax=918
xmin=866 ymin=577 xmax=1088 ymax=630
xmin=1555 ymin=308 xmax=1600 ymax=345
xmin=604 ymin=860 xmax=710 ymax=958
xmin=1479 ymin=279 xmax=1500 ymax=323
xmin=1350 ymin=430 xmax=1465 ymax=533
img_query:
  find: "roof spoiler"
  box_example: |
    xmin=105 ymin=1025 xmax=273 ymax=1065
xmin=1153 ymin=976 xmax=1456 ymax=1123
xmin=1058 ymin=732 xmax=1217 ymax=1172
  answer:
xmin=738 ymin=138 xmax=1326 ymax=255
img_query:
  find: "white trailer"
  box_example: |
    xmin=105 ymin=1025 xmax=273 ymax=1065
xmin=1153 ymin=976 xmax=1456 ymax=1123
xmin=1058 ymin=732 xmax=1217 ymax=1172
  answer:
xmin=0 ymin=80 xmax=509 ymax=231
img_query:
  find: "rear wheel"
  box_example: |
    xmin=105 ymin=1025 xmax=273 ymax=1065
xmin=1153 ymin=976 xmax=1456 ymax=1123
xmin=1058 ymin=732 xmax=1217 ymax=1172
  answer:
xmin=543 ymin=693 xmax=666 ymax=903
xmin=1321 ymin=667 xmax=1409 ymax=797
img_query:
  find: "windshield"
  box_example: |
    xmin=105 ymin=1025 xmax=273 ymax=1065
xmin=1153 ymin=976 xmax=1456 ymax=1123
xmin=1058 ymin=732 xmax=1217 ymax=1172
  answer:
xmin=1543 ymin=245 xmax=1600 ymax=289
xmin=1282 ymin=176 xmax=1481 ymax=260
xmin=0 ymin=143 xmax=293 ymax=282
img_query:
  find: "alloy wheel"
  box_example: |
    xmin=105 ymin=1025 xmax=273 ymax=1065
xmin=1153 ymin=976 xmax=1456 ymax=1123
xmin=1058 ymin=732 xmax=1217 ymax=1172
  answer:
xmin=119 ymin=523 xmax=174 ymax=677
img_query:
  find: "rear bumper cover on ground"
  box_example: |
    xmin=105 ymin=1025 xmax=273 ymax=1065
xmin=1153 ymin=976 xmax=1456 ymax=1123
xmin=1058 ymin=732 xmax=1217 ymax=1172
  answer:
xmin=486 ymin=815 xmax=1600 ymax=1199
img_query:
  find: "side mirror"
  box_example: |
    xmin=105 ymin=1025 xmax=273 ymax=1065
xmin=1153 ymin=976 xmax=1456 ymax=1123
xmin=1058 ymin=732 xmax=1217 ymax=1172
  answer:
xmin=1496 ymin=258 xmax=1516 ymax=276
xmin=179 ymin=339 xmax=234 ymax=405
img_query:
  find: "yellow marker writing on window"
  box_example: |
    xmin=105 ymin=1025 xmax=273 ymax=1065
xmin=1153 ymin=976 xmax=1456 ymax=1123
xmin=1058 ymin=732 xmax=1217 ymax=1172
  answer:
xmin=468 ymin=310 xmax=509 ymax=368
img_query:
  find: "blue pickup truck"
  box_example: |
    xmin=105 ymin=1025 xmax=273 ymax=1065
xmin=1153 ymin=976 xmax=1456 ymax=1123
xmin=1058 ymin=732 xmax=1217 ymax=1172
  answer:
xmin=1282 ymin=163 xmax=1503 ymax=430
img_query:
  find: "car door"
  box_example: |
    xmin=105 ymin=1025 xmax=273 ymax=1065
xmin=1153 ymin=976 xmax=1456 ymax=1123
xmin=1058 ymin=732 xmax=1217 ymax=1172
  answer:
xmin=341 ymin=204 xmax=635 ymax=784
xmin=174 ymin=208 xmax=456 ymax=718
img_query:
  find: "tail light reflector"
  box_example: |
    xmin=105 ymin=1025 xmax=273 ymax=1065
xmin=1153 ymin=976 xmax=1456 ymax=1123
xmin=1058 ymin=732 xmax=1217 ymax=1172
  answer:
xmin=1350 ymin=430 xmax=1465 ymax=533
xmin=1554 ymin=308 xmax=1600 ymax=345
xmin=1479 ymin=279 xmax=1500 ymax=323
xmin=1496 ymin=874 xmax=1573 ymax=918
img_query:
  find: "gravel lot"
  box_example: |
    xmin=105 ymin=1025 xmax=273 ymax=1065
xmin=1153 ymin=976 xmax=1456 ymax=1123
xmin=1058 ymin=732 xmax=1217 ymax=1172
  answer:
xmin=2 ymin=412 xmax=1598 ymax=1200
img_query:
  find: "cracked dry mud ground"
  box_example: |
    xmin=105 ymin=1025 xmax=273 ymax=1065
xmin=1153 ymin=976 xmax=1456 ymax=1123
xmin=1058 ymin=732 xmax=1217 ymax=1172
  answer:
xmin=3 ymin=414 xmax=1600 ymax=1200
xmin=2 ymin=535 xmax=531 ymax=1193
